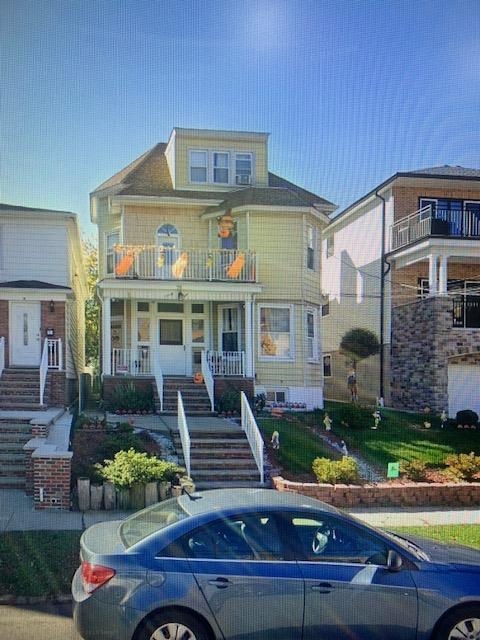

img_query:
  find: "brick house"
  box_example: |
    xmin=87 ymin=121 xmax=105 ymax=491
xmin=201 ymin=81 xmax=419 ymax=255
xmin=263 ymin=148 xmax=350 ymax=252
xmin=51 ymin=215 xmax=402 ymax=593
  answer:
xmin=321 ymin=166 xmax=480 ymax=416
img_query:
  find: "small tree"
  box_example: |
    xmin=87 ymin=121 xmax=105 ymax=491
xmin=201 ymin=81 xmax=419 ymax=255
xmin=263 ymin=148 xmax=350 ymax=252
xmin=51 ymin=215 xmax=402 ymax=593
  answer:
xmin=83 ymin=239 xmax=99 ymax=369
xmin=340 ymin=328 xmax=380 ymax=368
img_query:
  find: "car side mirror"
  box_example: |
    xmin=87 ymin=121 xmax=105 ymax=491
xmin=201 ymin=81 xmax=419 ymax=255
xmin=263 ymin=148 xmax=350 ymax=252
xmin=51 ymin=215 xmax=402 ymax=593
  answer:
xmin=387 ymin=550 xmax=403 ymax=572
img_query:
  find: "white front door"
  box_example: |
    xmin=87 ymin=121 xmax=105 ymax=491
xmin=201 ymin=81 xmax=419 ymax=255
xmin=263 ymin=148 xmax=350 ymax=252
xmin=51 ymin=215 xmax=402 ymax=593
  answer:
xmin=158 ymin=317 xmax=186 ymax=375
xmin=10 ymin=302 xmax=41 ymax=366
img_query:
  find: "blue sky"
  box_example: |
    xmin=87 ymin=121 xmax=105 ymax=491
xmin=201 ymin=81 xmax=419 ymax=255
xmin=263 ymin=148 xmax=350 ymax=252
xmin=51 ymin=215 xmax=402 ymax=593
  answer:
xmin=1 ymin=0 xmax=479 ymax=238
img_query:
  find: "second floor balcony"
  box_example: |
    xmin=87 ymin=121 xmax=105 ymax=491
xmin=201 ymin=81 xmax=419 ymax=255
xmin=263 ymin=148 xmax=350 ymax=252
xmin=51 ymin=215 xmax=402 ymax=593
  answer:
xmin=391 ymin=205 xmax=480 ymax=251
xmin=111 ymin=246 xmax=257 ymax=283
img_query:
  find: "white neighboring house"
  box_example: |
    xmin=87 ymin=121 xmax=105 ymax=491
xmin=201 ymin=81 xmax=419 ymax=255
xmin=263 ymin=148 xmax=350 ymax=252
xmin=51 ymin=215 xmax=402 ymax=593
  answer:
xmin=321 ymin=166 xmax=480 ymax=416
xmin=0 ymin=204 xmax=87 ymax=408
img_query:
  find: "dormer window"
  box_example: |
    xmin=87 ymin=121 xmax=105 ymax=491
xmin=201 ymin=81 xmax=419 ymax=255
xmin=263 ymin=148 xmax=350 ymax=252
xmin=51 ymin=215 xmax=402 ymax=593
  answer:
xmin=190 ymin=150 xmax=207 ymax=183
xmin=235 ymin=153 xmax=252 ymax=185
xmin=213 ymin=152 xmax=229 ymax=184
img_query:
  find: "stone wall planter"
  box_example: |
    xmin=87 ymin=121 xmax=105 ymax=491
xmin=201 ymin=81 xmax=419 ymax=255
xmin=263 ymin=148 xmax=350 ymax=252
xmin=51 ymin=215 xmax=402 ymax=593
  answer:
xmin=77 ymin=477 xmax=90 ymax=511
xmin=103 ymin=482 xmax=116 ymax=510
xmin=90 ymin=484 xmax=103 ymax=510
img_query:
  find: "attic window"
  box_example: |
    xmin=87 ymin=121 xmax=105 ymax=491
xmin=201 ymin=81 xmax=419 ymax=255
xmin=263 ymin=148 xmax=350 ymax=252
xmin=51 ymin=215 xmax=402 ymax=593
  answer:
xmin=190 ymin=151 xmax=207 ymax=183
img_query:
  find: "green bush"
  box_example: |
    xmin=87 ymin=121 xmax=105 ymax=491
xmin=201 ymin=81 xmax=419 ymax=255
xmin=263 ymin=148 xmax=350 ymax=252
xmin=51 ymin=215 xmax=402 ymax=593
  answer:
xmin=444 ymin=452 xmax=480 ymax=482
xmin=400 ymin=459 xmax=429 ymax=482
xmin=334 ymin=404 xmax=373 ymax=430
xmin=98 ymin=448 xmax=184 ymax=488
xmin=108 ymin=381 xmax=154 ymax=412
xmin=312 ymin=456 xmax=360 ymax=484
xmin=217 ymin=387 xmax=240 ymax=413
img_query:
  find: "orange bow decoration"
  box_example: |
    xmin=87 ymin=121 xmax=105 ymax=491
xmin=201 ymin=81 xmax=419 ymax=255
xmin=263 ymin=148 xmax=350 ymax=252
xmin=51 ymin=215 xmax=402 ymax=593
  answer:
xmin=115 ymin=252 xmax=134 ymax=276
xmin=225 ymin=252 xmax=245 ymax=279
xmin=172 ymin=252 xmax=188 ymax=278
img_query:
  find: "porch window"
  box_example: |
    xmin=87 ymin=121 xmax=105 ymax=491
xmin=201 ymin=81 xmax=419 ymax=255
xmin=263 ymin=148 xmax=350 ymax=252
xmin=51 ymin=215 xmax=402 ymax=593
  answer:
xmin=106 ymin=231 xmax=119 ymax=275
xmin=323 ymin=354 xmax=332 ymax=378
xmin=306 ymin=310 xmax=318 ymax=361
xmin=259 ymin=305 xmax=293 ymax=359
xmin=190 ymin=150 xmax=207 ymax=183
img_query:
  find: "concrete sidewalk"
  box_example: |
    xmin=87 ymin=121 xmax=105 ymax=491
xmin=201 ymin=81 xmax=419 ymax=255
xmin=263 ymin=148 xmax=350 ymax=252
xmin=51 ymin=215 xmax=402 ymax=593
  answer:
xmin=1 ymin=487 xmax=479 ymax=532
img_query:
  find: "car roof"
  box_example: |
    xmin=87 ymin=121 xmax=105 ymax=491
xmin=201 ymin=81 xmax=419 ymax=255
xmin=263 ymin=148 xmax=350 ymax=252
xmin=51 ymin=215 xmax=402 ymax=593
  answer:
xmin=177 ymin=488 xmax=341 ymax=518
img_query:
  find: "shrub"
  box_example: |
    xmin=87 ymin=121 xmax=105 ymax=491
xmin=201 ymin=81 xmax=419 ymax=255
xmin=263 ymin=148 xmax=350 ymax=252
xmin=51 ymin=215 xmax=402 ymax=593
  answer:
xmin=334 ymin=404 xmax=372 ymax=430
xmin=444 ymin=452 xmax=480 ymax=482
xmin=456 ymin=410 xmax=478 ymax=427
xmin=108 ymin=381 xmax=154 ymax=413
xmin=312 ymin=456 xmax=360 ymax=484
xmin=97 ymin=448 xmax=184 ymax=489
xmin=400 ymin=460 xmax=429 ymax=482
xmin=217 ymin=387 xmax=240 ymax=414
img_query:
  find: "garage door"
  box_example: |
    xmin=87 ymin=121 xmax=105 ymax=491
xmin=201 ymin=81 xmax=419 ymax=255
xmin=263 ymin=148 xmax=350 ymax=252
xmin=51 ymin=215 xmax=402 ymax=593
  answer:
xmin=448 ymin=364 xmax=480 ymax=417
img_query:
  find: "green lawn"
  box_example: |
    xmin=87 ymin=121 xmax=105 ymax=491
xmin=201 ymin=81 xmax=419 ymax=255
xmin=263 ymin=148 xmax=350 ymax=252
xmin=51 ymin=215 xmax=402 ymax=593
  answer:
xmin=1 ymin=526 xmax=479 ymax=598
xmin=0 ymin=531 xmax=81 ymax=598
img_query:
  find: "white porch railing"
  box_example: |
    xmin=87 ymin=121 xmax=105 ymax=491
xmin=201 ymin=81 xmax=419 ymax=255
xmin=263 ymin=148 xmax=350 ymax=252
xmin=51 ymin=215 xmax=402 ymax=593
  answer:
xmin=241 ymin=391 xmax=264 ymax=484
xmin=206 ymin=350 xmax=245 ymax=376
xmin=177 ymin=391 xmax=191 ymax=479
xmin=47 ymin=338 xmax=63 ymax=370
xmin=153 ymin=357 xmax=164 ymax=413
xmin=39 ymin=339 xmax=49 ymax=406
xmin=201 ymin=350 xmax=215 ymax=412
xmin=114 ymin=246 xmax=257 ymax=283
xmin=0 ymin=337 xmax=4 ymax=378
xmin=112 ymin=348 xmax=152 ymax=375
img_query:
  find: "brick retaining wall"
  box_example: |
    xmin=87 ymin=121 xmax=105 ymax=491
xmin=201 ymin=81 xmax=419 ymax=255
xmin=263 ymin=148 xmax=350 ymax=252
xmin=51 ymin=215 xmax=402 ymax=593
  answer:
xmin=272 ymin=476 xmax=480 ymax=508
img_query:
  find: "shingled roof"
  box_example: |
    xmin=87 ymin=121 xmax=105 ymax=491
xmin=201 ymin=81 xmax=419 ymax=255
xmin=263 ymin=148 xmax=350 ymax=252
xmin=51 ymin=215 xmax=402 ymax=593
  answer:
xmin=405 ymin=165 xmax=480 ymax=179
xmin=91 ymin=140 xmax=336 ymax=211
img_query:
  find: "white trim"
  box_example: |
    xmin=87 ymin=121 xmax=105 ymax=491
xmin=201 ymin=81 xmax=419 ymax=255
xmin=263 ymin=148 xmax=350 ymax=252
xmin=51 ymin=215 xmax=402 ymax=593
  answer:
xmin=112 ymin=195 xmax=223 ymax=207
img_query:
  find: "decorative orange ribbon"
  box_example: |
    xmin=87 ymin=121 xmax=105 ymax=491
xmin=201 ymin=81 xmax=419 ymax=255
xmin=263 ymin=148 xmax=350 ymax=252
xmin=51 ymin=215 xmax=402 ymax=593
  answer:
xmin=115 ymin=253 xmax=134 ymax=276
xmin=225 ymin=252 xmax=245 ymax=278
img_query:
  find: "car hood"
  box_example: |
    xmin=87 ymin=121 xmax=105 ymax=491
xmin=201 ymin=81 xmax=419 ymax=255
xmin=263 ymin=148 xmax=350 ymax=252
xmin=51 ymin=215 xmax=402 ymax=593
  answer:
xmin=80 ymin=520 xmax=125 ymax=560
xmin=407 ymin=534 xmax=480 ymax=570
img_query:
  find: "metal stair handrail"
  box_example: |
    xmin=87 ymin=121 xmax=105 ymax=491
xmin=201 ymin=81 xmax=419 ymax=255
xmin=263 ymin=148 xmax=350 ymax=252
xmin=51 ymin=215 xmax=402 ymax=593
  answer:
xmin=240 ymin=391 xmax=264 ymax=483
xmin=177 ymin=391 xmax=191 ymax=479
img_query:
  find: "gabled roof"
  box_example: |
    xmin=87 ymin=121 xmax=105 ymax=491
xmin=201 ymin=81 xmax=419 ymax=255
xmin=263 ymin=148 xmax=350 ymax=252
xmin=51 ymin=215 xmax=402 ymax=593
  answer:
xmin=0 ymin=203 xmax=74 ymax=215
xmin=93 ymin=143 xmax=168 ymax=193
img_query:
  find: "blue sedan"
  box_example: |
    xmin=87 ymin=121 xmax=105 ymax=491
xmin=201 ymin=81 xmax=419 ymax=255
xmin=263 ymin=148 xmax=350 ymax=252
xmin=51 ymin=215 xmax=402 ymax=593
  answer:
xmin=72 ymin=488 xmax=480 ymax=640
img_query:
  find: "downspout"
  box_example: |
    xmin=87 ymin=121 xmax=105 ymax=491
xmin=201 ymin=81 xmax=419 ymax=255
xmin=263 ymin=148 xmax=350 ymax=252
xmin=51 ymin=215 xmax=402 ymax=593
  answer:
xmin=375 ymin=190 xmax=391 ymax=402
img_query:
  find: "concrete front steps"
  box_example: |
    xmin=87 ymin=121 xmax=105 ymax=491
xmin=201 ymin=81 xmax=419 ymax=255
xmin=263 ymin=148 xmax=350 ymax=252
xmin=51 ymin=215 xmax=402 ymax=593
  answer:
xmin=0 ymin=368 xmax=49 ymax=410
xmin=158 ymin=377 xmax=214 ymax=415
xmin=0 ymin=420 xmax=32 ymax=489
xmin=173 ymin=425 xmax=266 ymax=490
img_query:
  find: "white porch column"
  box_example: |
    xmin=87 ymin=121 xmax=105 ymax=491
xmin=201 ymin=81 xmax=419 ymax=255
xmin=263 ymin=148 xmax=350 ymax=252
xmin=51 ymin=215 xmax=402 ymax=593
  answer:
xmin=244 ymin=296 xmax=254 ymax=377
xmin=102 ymin=295 xmax=112 ymax=375
xmin=438 ymin=255 xmax=448 ymax=295
xmin=428 ymin=254 xmax=438 ymax=296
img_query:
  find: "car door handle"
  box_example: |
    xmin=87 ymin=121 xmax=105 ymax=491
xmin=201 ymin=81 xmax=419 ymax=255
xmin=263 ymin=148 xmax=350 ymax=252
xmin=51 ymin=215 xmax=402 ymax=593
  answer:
xmin=311 ymin=582 xmax=333 ymax=593
xmin=208 ymin=577 xmax=230 ymax=589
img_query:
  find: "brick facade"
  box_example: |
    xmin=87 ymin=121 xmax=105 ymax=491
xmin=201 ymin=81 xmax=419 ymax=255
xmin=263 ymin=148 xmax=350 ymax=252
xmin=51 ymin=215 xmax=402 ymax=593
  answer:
xmin=391 ymin=296 xmax=480 ymax=411
xmin=32 ymin=447 xmax=72 ymax=509
xmin=273 ymin=476 xmax=480 ymax=508
xmin=392 ymin=184 xmax=480 ymax=223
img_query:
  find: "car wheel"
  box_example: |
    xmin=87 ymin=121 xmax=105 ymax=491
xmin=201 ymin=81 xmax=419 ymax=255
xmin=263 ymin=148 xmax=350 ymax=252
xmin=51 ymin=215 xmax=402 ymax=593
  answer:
xmin=137 ymin=610 xmax=211 ymax=640
xmin=435 ymin=606 xmax=480 ymax=640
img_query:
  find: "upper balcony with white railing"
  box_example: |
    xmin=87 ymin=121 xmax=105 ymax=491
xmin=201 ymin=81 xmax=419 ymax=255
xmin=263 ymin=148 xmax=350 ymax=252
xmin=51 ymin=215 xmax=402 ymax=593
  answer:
xmin=111 ymin=246 xmax=257 ymax=283
xmin=391 ymin=205 xmax=480 ymax=251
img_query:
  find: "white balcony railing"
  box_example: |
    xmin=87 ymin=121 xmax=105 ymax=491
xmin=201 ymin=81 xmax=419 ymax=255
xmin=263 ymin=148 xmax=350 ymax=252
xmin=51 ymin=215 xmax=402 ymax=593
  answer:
xmin=112 ymin=247 xmax=257 ymax=283
xmin=47 ymin=338 xmax=63 ymax=370
xmin=112 ymin=347 xmax=151 ymax=376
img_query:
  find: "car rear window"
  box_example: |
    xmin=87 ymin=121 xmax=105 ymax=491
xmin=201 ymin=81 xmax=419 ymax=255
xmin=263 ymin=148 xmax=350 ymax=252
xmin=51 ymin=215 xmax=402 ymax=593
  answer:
xmin=120 ymin=498 xmax=189 ymax=548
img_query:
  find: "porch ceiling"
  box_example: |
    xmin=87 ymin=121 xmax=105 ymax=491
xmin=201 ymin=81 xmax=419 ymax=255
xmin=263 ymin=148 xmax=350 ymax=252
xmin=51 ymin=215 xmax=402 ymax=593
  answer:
xmin=390 ymin=238 xmax=480 ymax=269
xmin=98 ymin=278 xmax=262 ymax=301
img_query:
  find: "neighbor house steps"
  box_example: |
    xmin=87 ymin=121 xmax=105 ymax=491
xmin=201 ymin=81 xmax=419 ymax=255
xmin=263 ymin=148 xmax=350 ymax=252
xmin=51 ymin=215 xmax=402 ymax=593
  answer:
xmin=0 ymin=368 xmax=49 ymax=410
xmin=172 ymin=426 xmax=265 ymax=490
xmin=154 ymin=377 xmax=214 ymax=415
xmin=0 ymin=420 xmax=32 ymax=489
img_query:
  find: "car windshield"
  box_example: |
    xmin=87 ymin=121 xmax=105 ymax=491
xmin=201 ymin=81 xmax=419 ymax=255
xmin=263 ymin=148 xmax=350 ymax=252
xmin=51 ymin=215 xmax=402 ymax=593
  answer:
xmin=382 ymin=530 xmax=430 ymax=561
xmin=120 ymin=497 xmax=189 ymax=548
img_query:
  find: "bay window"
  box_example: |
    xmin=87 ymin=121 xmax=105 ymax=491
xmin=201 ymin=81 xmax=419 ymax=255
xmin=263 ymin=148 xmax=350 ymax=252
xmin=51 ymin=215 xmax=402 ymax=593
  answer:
xmin=259 ymin=305 xmax=293 ymax=359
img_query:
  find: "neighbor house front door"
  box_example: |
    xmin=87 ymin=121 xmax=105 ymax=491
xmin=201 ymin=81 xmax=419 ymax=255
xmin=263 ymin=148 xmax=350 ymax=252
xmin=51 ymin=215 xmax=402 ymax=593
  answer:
xmin=158 ymin=317 xmax=186 ymax=375
xmin=10 ymin=302 xmax=41 ymax=366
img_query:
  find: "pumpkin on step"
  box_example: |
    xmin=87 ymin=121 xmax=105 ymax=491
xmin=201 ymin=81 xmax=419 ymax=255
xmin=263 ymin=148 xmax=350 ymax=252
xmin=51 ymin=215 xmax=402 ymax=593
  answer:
xmin=193 ymin=372 xmax=204 ymax=384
